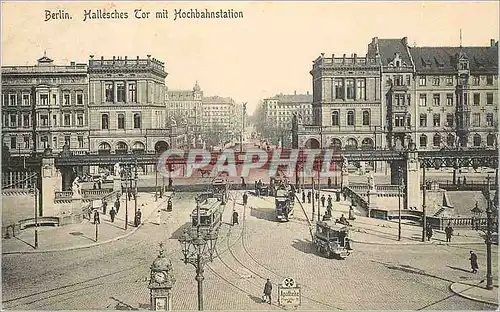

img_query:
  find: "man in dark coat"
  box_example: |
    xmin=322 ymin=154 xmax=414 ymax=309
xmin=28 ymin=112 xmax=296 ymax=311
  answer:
xmin=315 ymin=192 xmax=319 ymax=201
xmin=426 ymin=223 xmax=433 ymax=241
xmin=243 ymin=192 xmax=248 ymax=206
xmin=328 ymin=177 xmax=332 ymax=188
xmin=263 ymin=279 xmax=272 ymax=304
xmin=241 ymin=177 xmax=246 ymax=190
xmin=469 ymin=250 xmax=478 ymax=273
xmin=109 ymin=208 xmax=116 ymax=223
xmin=321 ymin=195 xmax=325 ymax=207
xmin=134 ymin=209 xmax=142 ymax=227
xmin=327 ymin=194 xmax=332 ymax=207
xmin=232 ymin=210 xmax=239 ymax=226
xmin=93 ymin=210 xmax=100 ymax=224
xmin=302 ymin=191 xmax=306 ymax=203
xmin=115 ymin=199 xmax=120 ymax=214
xmin=307 ymin=191 xmax=311 ymax=203
xmin=102 ymin=199 xmax=107 ymax=215
xmin=167 ymin=198 xmax=173 ymax=212
xmin=445 ymin=223 xmax=453 ymax=242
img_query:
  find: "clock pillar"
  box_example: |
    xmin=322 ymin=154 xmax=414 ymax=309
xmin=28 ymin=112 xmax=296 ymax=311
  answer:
xmin=149 ymin=242 xmax=175 ymax=311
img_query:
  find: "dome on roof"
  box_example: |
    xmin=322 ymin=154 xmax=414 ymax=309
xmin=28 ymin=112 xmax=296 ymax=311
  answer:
xmin=193 ymin=81 xmax=201 ymax=92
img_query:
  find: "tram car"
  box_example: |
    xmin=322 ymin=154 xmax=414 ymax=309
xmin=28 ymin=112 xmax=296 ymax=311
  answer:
xmin=190 ymin=195 xmax=223 ymax=232
xmin=313 ymin=221 xmax=352 ymax=259
xmin=275 ymin=189 xmax=293 ymax=222
xmin=210 ymin=178 xmax=229 ymax=204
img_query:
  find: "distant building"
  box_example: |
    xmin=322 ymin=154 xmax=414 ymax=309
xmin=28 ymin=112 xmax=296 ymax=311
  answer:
xmin=202 ymin=95 xmax=237 ymax=143
xmin=1 ymin=53 xmax=89 ymax=161
xmin=263 ymin=91 xmax=313 ymax=129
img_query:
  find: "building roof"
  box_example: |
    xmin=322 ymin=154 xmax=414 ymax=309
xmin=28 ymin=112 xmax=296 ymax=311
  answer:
xmin=373 ymin=38 xmax=412 ymax=67
xmin=266 ymin=93 xmax=312 ymax=103
xmin=202 ymin=96 xmax=235 ymax=104
xmin=409 ymin=46 xmax=498 ymax=74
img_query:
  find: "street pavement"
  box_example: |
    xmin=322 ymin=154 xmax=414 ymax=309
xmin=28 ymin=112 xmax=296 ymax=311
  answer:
xmin=2 ymin=191 xmax=497 ymax=310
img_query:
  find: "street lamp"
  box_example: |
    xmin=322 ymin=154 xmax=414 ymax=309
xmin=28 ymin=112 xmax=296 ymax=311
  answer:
xmin=178 ymin=202 xmax=219 ymax=311
xmin=398 ymin=167 xmax=403 ymax=241
xmin=484 ymin=175 xmax=494 ymax=290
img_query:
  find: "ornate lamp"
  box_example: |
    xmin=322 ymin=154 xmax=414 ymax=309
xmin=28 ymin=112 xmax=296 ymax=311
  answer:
xmin=149 ymin=242 xmax=175 ymax=311
xmin=471 ymin=201 xmax=483 ymax=230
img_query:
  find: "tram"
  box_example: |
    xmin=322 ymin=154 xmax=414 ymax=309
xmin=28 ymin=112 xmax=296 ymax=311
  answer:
xmin=275 ymin=189 xmax=293 ymax=222
xmin=211 ymin=178 xmax=229 ymax=204
xmin=313 ymin=220 xmax=352 ymax=259
xmin=191 ymin=193 xmax=224 ymax=232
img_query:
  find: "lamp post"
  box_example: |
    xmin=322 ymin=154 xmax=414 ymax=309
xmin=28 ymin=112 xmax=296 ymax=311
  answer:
xmin=134 ymin=160 xmax=138 ymax=225
xmin=421 ymin=164 xmax=427 ymax=242
xmin=398 ymin=167 xmax=402 ymax=241
xmin=33 ymin=174 xmax=39 ymax=248
xmin=485 ymin=175 xmax=493 ymax=290
xmin=178 ymin=202 xmax=219 ymax=311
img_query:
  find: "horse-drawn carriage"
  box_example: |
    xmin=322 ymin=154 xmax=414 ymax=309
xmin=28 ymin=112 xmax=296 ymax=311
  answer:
xmin=313 ymin=221 xmax=352 ymax=259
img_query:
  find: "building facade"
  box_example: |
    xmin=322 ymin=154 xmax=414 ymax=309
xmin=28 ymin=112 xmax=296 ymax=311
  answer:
xmin=2 ymin=54 xmax=89 ymax=157
xmin=298 ymin=37 xmax=498 ymax=153
xmin=202 ymin=95 xmax=237 ymax=145
xmin=263 ymin=91 xmax=313 ymax=129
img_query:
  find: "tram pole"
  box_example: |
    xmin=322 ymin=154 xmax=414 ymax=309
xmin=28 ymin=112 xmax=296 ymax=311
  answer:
xmin=421 ymin=165 xmax=426 ymax=242
xmin=34 ymin=174 xmax=39 ymax=249
xmin=311 ymin=177 xmax=315 ymax=221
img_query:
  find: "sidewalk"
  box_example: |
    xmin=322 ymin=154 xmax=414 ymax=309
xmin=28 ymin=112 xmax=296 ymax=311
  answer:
xmin=450 ymin=280 xmax=499 ymax=306
xmin=2 ymin=192 xmax=171 ymax=254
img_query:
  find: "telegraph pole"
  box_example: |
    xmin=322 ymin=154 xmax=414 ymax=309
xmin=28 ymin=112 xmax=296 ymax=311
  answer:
xmin=421 ymin=165 xmax=427 ymax=242
xmin=485 ymin=175 xmax=493 ymax=290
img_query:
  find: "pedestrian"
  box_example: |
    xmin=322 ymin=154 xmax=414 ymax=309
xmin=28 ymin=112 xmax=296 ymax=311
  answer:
xmin=97 ymin=178 xmax=102 ymax=190
xmin=128 ymin=189 xmax=132 ymax=201
xmin=321 ymin=195 xmax=326 ymax=207
xmin=167 ymin=198 xmax=173 ymax=212
xmin=307 ymin=191 xmax=311 ymax=203
xmin=115 ymin=199 xmax=120 ymax=214
xmin=241 ymin=177 xmax=246 ymax=190
xmin=315 ymin=192 xmax=319 ymax=201
xmin=156 ymin=210 xmax=162 ymax=225
xmin=102 ymin=199 xmax=107 ymax=215
xmin=469 ymin=250 xmax=479 ymax=273
xmin=93 ymin=210 xmax=100 ymax=224
xmin=328 ymin=177 xmax=332 ymax=188
xmin=426 ymin=223 xmax=433 ymax=241
xmin=232 ymin=209 xmax=239 ymax=226
xmin=302 ymin=191 xmax=306 ymax=203
xmin=135 ymin=209 xmax=142 ymax=227
xmin=93 ymin=182 xmax=97 ymax=190
xmin=445 ymin=223 xmax=453 ymax=242
xmin=457 ymin=177 xmax=461 ymax=186
xmin=343 ymin=192 xmax=347 ymax=201
xmin=243 ymin=192 xmax=248 ymax=206
xmin=168 ymin=178 xmax=173 ymax=189
xmin=263 ymin=278 xmax=272 ymax=304
xmin=348 ymin=206 xmax=356 ymax=220
xmin=463 ymin=176 xmax=467 ymax=185
xmin=109 ymin=208 xmax=116 ymax=222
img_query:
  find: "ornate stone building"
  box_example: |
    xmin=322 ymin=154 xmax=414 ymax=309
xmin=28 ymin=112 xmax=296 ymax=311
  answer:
xmin=263 ymin=91 xmax=313 ymax=129
xmin=202 ymin=95 xmax=238 ymax=145
xmin=2 ymin=54 xmax=89 ymax=159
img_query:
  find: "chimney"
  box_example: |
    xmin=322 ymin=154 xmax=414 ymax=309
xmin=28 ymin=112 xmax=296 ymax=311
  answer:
xmin=294 ymin=90 xmax=296 ymax=95
xmin=354 ymin=53 xmax=357 ymax=63
xmin=147 ymin=54 xmax=151 ymax=59
xmin=343 ymin=54 xmax=346 ymax=63
xmin=372 ymin=37 xmax=378 ymax=45
xmin=89 ymin=55 xmax=94 ymax=60
xmin=307 ymin=91 xmax=309 ymax=95
xmin=491 ymin=39 xmax=495 ymax=47
xmin=402 ymin=37 xmax=408 ymax=46
xmin=113 ymin=56 xmax=116 ymax=63
xmin=320 ymin=53 xmax=325 ymax=58
xmin=101 ymin=56 xmax=104 ymax=60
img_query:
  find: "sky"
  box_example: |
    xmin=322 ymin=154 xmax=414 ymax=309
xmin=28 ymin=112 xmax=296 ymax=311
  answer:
xmin=2 ymin=1 xmax=499 ymax=114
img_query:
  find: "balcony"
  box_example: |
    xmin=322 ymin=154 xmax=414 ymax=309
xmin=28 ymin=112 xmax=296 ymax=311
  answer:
xmin=2 ymin=65 xmax=87 ymax=74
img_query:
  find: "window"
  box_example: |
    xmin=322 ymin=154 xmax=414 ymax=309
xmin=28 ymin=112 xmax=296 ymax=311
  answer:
xmin=64 ymin=135 xmax=71 ymax=146
xmin=40 ymin=114 xmax=48 ymax=127
xmin=22 ymin=94 xmax=30 ymax=106
xmin=117 ymin=113 xmax=125 ymax=129
xmin=433 ymin=94 xmax=440 ymax=106
xmin=78 ymin=136 xmax=84 ymax=148
xmin=487 ymin=134 xmax=496 ymax=147
xmin=63 ymin=93 xmax=70 ymax=105
xmin=362 ymin=111 xmax=370 ymax=126
xmin=9 ymin=114 xmax=17 ymax=127
xmin=487 ymin=75 xmax=493 ymax=85
xmin=433 ymin=114 xmax=440 ymax=127
xmin=24 ymin=136 xmax=30 ymax=149
xmin=40 ymin=94 xmax=48 ymax=105
xmin=331 ymin=111 xmax=339 ymax=126
xmin=347 ymin=110 xmax=354 ymax=126
xmin=105 ymin=83 xmax=114 ymax=102
xmin=356 ymin=79 xmax=366 ymax=100
xmin=406 ymin=75 xmax=411 ymax=86
xmin=10 ymin=137 xmax=16 ymax=149
xmin=472 ymin=76 xmax=480 ymax=85
xmin=52 ymin=114 xmax=57 ymax=127
xmin=117 ymin=82 xmax=125 ymax=102
xmin=395 ymin=114 xmax=405 ymax=127
xmin=486 ymin=113 xmax=494 ymax=127
xmin=407 ymin=94 xmax=411 ymax=106
xmin=346 ymin=79 xmax=355 ymax=99
xmin=128 ymin=82 xmax=137 ymax=102
xmin=419 ymin=114 xmax=427 ymax=127
xmin=76 ymin=92 xmax=83 ymax=105
xmin=51 ymin=94 xmax=57 ymax=105
xmin=133 ymin=113 xmax=141 ymax=129
xmin=432 ymin=77 xmax=440 ymax=86
xmin=77 ymin=114 xmax=84 ymax=126
xmin=41 ymin=136 xmax=48 ymax=148
xmin=463 ymin=93 xmax=468 ymax=106
xmin=473 ymin=134 xmax=482 ymax=147
xmin=446 ymin=114 xmax=454 ymax=127
xmin=472 ymin=113 xmax=480 ymax=127
xmin=447 ymin=134 xmax=455 ymax=147
xmin=445 ymin=94 xmax=453 ymax=106
xmin=64 ymin=114 xmax=71 ymax=126
xmin=446 ymin=76 xmax=453 ymax=85
xmin=101 ymin=114 xmax=109 ymax=130
xmin=9 ymin=94 xmax=16 ymax=106
xmin=395 ymin=94 xmax=405 ymax=106
xmin=486 ymin=93 xmax=493 ymax=105
xmin=419 ymin=135 xmax=427 ymax=148
xmin=433 ymin=134 xmax=441 ymax=147
xmin=23 ymin=114 xmax=30 ymax=127
xmin=394 ymin=75 xmax=403 ymax=86
xmin=473 ymin=93 xmax=480 ymax=106
xmin=419 ymin=94 xmax=427 ymax=106
xmin=419 ymin=77 xmax=426 ymax=86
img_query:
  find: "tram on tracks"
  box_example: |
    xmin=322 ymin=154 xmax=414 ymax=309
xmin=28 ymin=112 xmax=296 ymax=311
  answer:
xmin=191 ymin=192 xmax=224 ymax=232
xmin=210 ymin=175 xmax=229 ymax=204
xmin=275 ymin=189 xmax=294 ymax=222
xmin=313 ymin=220 xmax=352 ymax=259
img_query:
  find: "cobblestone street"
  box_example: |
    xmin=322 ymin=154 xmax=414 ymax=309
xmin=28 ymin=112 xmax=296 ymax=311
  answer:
xmin=2 ymin=191 xmax=498 ymax=310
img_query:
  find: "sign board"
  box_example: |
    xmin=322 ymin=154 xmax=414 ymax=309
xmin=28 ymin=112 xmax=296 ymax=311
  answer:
xmin=278 ymin=277 xmax=301 ymax=306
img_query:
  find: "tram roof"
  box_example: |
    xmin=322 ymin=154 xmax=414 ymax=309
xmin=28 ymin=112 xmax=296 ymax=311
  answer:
xmin=317 ymin=220 xmax=349 ymax=231
xmin=191 ymin=198 xmax=220 ymax=215
xmin=212 ymin=179 xmax=226 ymax=185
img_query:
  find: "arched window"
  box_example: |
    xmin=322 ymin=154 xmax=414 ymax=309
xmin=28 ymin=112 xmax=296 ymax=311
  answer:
xmin=473 ymin=134 xmax=482 ymax=147
xmin=446 ymin=134 xmax=455 ymax=147
xmin=487 ymin=134 xmax=496 ymax=147
xmin=101 ymin=114 xmax=109 ymax=130
xmin=117 ymin=114 xmax=125 ymax=129
xmin=433 ymin=134 xmax=441 ymax=147
xmin=347 ymin=111 xmax=355 ymax=126
xmin=331 ymin=111 xmax=339 ymax=126
xmin=98 ymin=142 xmax=111 ymax=155
xmin=361 ymin=138 xmax=374 ymax=149
xmin=116 ymin=141 xmax=128 ymax=154
xmin=345 ymin=138 xmax=358 ymax=150
xmin=362 ymin=111 xmax=370 ymax=126
xmin=133 ymin=113 xmax=141 ymax=129
xmin=330 ymin=138 xmax=341 ymax=149
xmin=420 ymin=135 xmax=427 ymax=148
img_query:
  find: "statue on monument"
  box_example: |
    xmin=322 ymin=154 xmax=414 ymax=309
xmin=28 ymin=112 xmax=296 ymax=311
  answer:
xmin=114 ymin=162 xmax=121 ymax=177
xmin=367 ymin=171 xmax=376 ymax=191
xmin=72 ymin=177 xmax=81 ymax=197
xmin=341 ymin=155 xmax=349 ymax=175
